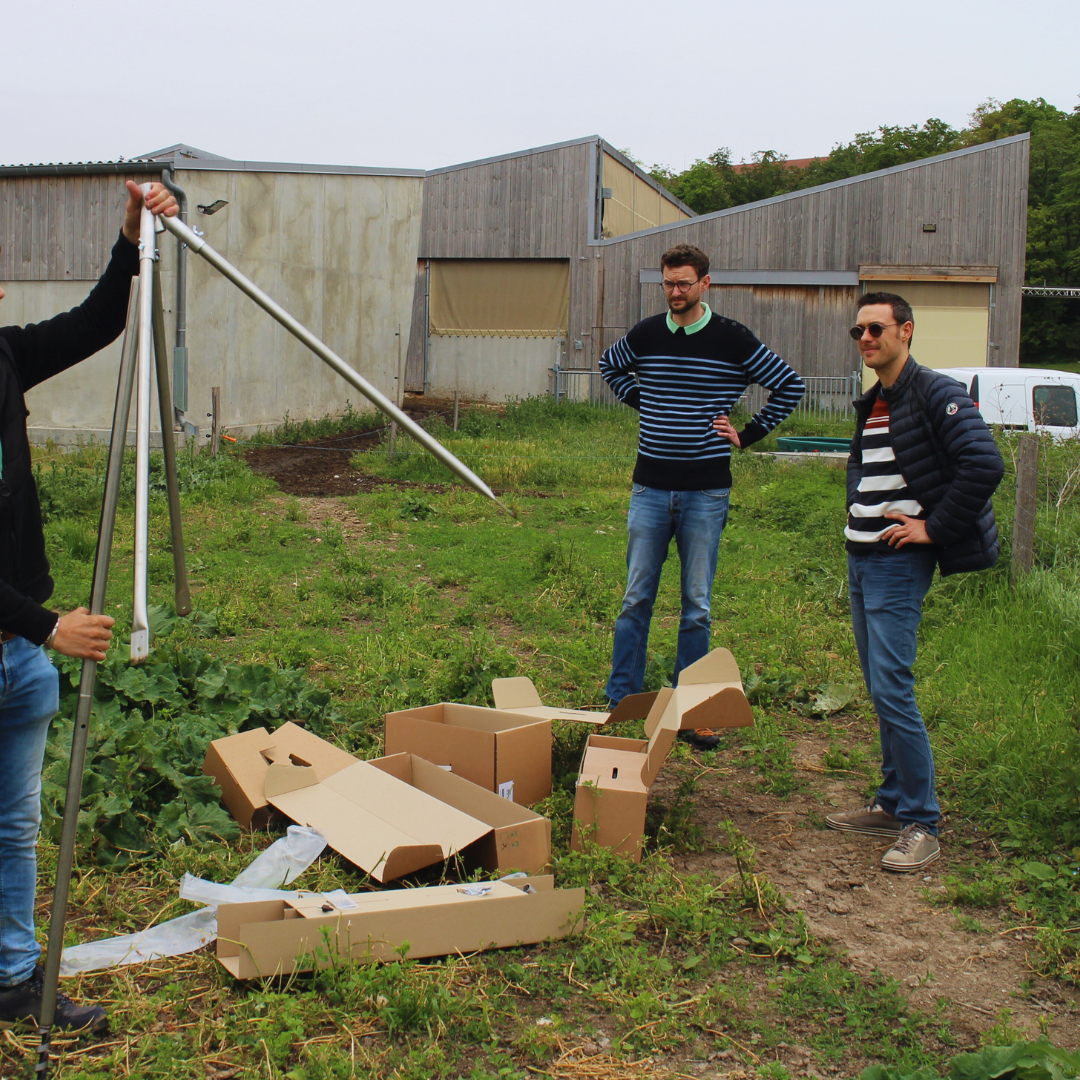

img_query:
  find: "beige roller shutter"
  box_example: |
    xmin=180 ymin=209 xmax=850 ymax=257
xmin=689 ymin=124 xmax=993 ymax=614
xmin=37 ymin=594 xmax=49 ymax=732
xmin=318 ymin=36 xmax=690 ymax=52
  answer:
xmin=429 ymin=260 xmax=569 ymax=337
xmin=860 ymin=281 xmax=991 ymax=389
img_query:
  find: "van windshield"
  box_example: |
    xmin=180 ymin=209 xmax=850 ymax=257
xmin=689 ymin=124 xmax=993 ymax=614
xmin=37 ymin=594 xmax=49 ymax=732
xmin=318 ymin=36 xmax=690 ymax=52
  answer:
xmin=1032 ymin=385 xmax=1078 ymax=428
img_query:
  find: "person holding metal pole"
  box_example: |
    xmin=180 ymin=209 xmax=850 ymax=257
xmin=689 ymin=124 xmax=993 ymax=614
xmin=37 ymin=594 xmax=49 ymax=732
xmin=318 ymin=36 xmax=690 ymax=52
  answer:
xmin=0 ymin=180 xmax=177 ymax=1032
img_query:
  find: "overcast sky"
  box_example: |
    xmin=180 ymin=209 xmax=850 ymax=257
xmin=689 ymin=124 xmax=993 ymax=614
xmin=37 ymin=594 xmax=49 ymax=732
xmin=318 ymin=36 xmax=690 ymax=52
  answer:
xmin=4 ymin=0 xmax=1077 ymax=174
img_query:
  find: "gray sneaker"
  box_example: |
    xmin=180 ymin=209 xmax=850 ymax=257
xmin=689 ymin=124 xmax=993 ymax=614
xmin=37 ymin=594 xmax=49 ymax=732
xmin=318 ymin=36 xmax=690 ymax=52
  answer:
xmin=881 ymin=823 xmax=940 ymax=873
xmin=825 ymin=803 xmax=903 ymax=837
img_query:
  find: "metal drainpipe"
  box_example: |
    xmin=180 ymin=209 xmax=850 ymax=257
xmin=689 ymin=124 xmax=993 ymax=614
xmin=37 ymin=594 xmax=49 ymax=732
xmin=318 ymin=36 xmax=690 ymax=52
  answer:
xmin=159 ymin=169 xmax=198 ymax=439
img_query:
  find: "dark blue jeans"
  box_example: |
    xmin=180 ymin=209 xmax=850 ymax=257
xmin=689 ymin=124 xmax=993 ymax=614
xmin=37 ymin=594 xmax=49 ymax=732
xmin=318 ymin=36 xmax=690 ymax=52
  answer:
xmin=848 ymin=549 xmax=940 ymax=834
xmin=606 ymin=484 xmax=730 ymax=704
xmin=0 ymin=638 xmax=60 ymax=986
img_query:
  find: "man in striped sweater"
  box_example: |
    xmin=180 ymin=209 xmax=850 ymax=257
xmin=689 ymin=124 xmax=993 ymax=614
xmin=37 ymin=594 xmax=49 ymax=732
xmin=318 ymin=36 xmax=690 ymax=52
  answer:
xmin=600 ymin=244 xmax=804 ymax=747
xmin=826 ymin=292 xmax=1003 ymax=872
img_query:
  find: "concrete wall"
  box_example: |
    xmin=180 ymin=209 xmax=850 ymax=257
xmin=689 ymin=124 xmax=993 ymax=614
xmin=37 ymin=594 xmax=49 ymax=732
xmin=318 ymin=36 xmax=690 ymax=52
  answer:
xmin=426 ymin=336 xmax=562 ymax=401
xmin=12 ymin=169 xmax=424 ymax=445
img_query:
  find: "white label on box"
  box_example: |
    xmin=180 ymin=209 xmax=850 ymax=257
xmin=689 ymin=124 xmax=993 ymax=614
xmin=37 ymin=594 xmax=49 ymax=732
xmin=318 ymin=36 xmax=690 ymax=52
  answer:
xmin=498 ymin=780 xmax=515 ymax=801
xmin=438 ymin=764 xmax=452 ymax=771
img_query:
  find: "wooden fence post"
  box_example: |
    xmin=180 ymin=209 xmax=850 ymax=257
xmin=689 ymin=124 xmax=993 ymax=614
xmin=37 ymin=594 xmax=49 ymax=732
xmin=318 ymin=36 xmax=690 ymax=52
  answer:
xmin=1011 ymin=433 xmax=1039 ymax=583
xmin=210 ymin=386 xmax=221 ymax=457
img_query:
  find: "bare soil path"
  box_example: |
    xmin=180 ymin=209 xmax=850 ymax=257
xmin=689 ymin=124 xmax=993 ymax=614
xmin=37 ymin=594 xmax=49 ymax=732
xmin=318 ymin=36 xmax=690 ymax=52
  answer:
xmin=657 ymin=732 xmax=1080 ymax=1057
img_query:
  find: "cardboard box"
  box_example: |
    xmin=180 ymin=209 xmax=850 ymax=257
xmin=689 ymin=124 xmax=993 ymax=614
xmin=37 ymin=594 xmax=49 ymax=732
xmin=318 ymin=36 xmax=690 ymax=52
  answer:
xmin=215 ymin=875 xmax=585 ymax=979
xmin=202 ymin=722 xmax=357 ymax=830
xmin=570 ymin=648 xmax=754 ymax=861
xmin=204 ymin=726 xmax=552 ymax=881
xmin=491 ymin=679 xmax=657 ymax=727
xmin=384 ymin=702 xmax=552 ymax=804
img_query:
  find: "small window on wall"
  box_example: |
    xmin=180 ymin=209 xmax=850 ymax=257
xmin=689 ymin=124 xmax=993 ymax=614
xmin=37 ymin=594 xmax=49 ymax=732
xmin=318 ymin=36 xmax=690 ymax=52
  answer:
xmin=1032 ymin=385 xmax=1078 ymax=427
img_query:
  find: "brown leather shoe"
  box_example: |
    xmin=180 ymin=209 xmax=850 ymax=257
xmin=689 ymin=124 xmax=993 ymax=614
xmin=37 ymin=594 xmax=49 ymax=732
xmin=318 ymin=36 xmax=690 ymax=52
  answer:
xmin=825 ymin=803 xmax=904 ymax=837
xmin=881 ymin=824 xmax=940 ymax=873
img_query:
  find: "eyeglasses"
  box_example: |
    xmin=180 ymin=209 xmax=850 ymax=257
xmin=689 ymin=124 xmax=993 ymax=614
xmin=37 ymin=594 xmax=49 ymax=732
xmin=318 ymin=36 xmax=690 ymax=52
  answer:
xmin=661 ymin=278 xmax=701 ymax=294
xmin=849 ymin=322 xmax=899 ymax=341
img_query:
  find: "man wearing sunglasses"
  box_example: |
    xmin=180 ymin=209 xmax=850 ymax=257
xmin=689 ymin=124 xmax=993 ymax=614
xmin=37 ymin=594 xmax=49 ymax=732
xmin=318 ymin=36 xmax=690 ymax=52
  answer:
xmin=826 ymin=292 xmax=1003 ymax=871
xmin=600 ymin=244 xmax=804 ymax=747
xmin=0 ymin=181 xmax=178 ymax=1033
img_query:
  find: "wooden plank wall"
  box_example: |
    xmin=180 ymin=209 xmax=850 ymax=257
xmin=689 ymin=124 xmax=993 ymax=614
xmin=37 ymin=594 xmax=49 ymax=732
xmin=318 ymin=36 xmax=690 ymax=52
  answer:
xmin=0 ymin=173 xmax=155 ymax=281
xmin=639 ymin=281 xmax=860 ymax=378
xmin=599 ymin=137 xmax=1029 ymax=373
xmin=418 ymin=141 xmax=600 ymax=378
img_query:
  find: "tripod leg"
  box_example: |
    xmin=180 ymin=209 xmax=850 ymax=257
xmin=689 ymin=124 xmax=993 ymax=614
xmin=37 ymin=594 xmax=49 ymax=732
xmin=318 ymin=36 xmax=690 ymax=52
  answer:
xmin=36 ymin=276 xmax=140 ymax=1075
xmin=131 ymin=196 xmax=156 ymax=662
xmin=151 ymin=263 xmax=192 ymax=616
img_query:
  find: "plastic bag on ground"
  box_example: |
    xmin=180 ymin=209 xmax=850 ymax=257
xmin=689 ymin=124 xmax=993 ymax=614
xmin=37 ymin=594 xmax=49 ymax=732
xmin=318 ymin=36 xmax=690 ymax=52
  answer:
xmin=59 ymin=826 xmax=327 ymax=976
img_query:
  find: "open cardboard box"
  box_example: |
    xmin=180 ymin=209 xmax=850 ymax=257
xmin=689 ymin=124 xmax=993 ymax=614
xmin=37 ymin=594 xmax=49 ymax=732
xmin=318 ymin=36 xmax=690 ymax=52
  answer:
xmin=570 ymin=648 xmax=753 ymax=861
xmin=492 ymin=679 xmax=657 ymax=727
xmin=202 ymin=722 xmax=357 ymax=830
xmin=383 ymin=702 xmax=551 ymax=804
xmin=215 ymin=875 xmax=585 ymax=979
xmin=203 ymin=725 xmax=550 ymax=882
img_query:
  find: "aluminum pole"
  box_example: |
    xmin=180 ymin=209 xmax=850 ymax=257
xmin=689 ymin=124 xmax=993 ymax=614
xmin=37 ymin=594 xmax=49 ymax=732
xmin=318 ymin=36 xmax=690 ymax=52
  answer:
xmin=158 ymin=215 xmax=512 ymax=516
xmin=37 ymin=278 xmax=141 ymax=1075
xmin=151 ymin=263 xmax=192 ymax=616
xmin=131 ymin=189 xmax=155 ymax=661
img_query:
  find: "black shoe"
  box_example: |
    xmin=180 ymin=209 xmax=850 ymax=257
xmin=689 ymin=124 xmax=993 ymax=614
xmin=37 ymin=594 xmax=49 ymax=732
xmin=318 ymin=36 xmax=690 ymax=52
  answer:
xmin=0 ymin=966 xmax=108 ymax=1033
xmin=678 ymin=729 xmax=719 ymax=751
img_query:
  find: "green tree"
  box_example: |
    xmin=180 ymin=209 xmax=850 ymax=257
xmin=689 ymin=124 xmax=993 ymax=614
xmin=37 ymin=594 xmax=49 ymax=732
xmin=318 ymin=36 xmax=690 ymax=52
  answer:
xmin=648 ymin=98 xmax=1080 ymax=365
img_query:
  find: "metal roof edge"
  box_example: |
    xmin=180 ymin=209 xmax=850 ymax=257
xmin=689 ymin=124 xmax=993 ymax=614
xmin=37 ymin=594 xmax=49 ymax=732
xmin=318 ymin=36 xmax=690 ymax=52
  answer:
xmin=597 ymin=139 xmax=696 ymax=218
xmin=592 ymin=132 xmax=1032 ymax=246
xmin=0 ymin=161 xmax=165 ymax=177
xmin=425 ymin=135 xmax=602 ymax=176
xmin=168 ymin=158 xmax=425 ymax=177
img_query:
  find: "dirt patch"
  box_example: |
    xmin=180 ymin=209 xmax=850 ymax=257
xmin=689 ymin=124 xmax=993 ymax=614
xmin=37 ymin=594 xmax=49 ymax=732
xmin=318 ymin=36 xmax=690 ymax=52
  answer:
xmin=656 ymin=730 xmax=1080 ymax=1054
xmin=243 ymin=421 xmax=454 ymax=499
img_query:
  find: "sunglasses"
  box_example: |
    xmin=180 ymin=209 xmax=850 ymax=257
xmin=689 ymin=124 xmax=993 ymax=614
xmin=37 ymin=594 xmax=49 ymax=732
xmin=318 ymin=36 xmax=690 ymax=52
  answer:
xmin=849 ymin=322 xmax=899 ymax=341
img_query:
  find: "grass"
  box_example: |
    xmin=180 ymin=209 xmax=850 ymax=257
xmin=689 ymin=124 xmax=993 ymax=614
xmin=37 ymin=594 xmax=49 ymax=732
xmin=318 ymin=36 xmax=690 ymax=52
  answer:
xmin=4 ymin=403 xmax=1079 ymax=1078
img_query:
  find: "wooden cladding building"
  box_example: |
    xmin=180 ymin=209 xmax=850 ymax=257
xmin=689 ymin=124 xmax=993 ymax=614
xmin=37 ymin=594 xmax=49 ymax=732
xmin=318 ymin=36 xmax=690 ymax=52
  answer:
xmin=596 ymin=134 xmax=1029 ymax=386
xmin=0 ymin=132 xmax=1030 ymax=441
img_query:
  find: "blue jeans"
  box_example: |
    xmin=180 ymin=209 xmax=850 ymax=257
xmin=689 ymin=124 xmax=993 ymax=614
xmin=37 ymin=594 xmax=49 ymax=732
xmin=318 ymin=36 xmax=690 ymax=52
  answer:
xmin=606 ymin=484 xmax=730 ymax=704
xmin=0 ymin=638 xmax=60 ymax=986
xmin=848 ymin=550 xmax=940 ymax=834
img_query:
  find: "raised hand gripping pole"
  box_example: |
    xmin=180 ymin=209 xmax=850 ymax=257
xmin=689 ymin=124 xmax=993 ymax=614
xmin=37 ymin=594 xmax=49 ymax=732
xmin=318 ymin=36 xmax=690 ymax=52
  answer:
xmin=158 ymin=214 xmax=513 ymax=516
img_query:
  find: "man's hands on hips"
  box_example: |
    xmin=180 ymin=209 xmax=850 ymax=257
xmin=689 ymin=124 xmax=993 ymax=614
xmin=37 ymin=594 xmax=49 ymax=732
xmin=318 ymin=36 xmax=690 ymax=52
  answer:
xmin=51 ymin=607 xmax=115 ymax=661
xmin=122 ymin=181 xmax=179 ymax=245
xmin=713 ymin=414 xmax=741 ymax=448
xmin=883 ymin=513 xmax=932 ymax=548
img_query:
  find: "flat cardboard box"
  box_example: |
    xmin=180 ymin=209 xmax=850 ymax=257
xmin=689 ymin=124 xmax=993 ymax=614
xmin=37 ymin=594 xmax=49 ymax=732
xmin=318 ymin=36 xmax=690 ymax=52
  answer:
xmin=491 ymin=678 xmax=657 ymax=727
xmin=215 ymin=875 xmax=585 ymax=979
xmin=384 ymin=702 xmax=552 ymax=804
xmin=202 ymin=722 xmax=357 ymax=830
xmin=263 ymin=751 xmax=551 ymax=882
xmin=570 ymin=648 xmax=754 ymax=860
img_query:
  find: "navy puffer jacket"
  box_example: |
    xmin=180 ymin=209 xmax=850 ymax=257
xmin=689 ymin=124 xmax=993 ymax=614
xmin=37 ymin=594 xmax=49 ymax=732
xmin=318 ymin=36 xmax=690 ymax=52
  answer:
xmin=848 ymin=358 xmax=1005 ymax=577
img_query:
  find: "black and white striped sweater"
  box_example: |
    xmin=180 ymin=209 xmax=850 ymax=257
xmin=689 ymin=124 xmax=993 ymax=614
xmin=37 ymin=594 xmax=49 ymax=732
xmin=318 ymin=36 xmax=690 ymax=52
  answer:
xmin=600 ymin=308 xmax=805 ymax=490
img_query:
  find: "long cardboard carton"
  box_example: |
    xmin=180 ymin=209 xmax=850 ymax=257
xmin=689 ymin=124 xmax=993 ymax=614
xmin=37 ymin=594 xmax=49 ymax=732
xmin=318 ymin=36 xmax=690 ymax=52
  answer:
xmin=383 ymin=702 xmax=551 ymax=804
xmin=571 ymin=648 xmax=753 ymax=861
xmin=491 ymin=678 xmax=657 ymax=727
xmin=215 ymin=875 xmax=585 ymax=979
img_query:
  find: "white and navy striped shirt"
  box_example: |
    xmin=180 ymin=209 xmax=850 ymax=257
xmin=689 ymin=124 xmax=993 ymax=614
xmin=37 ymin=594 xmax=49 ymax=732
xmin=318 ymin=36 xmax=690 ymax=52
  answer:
xmin=845 ymin=393 xmax=928 ymax=551
xmin=600 ymin=306 xmax=805 ymax=490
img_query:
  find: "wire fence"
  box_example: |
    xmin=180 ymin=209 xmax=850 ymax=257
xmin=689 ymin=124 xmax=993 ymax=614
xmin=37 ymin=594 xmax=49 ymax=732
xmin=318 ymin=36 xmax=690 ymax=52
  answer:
xmin=551 ymin=367 xmax=862 ymax=419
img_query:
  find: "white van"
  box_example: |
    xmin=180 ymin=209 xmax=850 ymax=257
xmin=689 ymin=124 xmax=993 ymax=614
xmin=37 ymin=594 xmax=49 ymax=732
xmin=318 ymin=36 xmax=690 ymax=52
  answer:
xmin=932 ymin=367 xmax=1080 ymax=441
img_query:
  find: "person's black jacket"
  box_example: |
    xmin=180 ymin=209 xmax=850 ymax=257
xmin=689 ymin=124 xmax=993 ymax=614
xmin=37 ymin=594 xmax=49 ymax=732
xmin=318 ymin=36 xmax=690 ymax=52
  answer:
xmin=848 ymin=357 xmax=1005 ymax=576
xmin=0 ymin=232 xmax=138 ymax=642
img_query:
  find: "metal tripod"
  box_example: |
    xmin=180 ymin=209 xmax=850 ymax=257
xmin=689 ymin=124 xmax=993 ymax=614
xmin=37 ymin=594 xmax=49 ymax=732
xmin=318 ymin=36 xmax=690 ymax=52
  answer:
xmin=34 ymin=186 xmax=508 ymax=1075
xmin=36 ymin=191 xmax=191 ymax=1074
